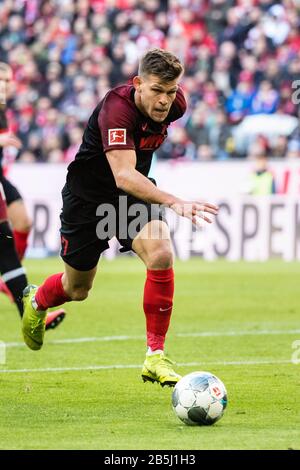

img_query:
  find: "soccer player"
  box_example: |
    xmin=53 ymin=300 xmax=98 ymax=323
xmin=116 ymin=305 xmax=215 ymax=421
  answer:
xmin=0 ymin=61 xmax=65 ymax=329
xmin=22 ymin=49 xmax=218 ymax=386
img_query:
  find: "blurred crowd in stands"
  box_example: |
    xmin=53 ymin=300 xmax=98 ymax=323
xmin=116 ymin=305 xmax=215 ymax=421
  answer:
xmin=0 ymin=0 xmax=300 ymax=163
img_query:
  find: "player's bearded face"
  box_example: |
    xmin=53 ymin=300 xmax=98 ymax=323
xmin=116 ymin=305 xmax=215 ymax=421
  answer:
xmin=133 ymin=74 xmax=178 ymax=123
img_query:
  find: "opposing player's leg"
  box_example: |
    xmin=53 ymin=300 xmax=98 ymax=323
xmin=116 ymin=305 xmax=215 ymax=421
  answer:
xmin=7 ymin=198 xmax=32 ymax=260
xmin=0 ymin=188 xmax=31 ymax=300
xmin=2 ymin=178 xmax=32 ymax=260
xmin=0 ymin=179 xmax=66 ymax=330
xmin=0 ymin=183 xmax=31 ymax=298
xmin=0 ymin=183 xmax=28 ymax=316
xmin=132 ymin=219 xmax=181 ymax=387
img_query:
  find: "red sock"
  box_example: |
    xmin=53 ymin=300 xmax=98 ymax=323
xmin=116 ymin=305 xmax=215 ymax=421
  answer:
xmin=35 ymin=273 xmax=70 ymax=310
xmin=143 ymin=267 xmax=174 ymax=352
xmin=13 ymin=230 xmax=29 ymax=260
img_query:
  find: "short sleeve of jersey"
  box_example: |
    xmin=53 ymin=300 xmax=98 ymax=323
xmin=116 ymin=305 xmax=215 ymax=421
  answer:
xmin=99 ymin=90 xmax=136 ymax=153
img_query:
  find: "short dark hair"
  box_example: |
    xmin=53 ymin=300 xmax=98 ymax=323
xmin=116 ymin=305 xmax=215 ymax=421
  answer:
xmin=139 ymin=49 xmax=184 ymax=81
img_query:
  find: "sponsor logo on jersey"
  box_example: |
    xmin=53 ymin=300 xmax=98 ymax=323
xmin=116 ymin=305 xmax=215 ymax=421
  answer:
xmin=108 ymin=128 xmax=126 ymax=145
xmin=139 ymin=134 xmax=166 ymax=150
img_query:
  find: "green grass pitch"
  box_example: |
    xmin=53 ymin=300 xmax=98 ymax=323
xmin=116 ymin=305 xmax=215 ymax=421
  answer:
xmin=0 ymin=257 xmax=299 ymax=450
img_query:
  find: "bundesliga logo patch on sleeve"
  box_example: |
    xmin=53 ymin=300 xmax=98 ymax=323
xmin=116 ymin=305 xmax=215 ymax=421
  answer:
xmin=108 ymin=129 xmax=126 ymax=145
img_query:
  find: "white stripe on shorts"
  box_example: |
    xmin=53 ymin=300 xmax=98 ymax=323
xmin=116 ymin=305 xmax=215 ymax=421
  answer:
xmin=2 ymin=267 xmax=26 ymax=282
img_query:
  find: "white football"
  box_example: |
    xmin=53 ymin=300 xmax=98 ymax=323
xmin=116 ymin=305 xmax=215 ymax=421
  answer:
xmin=172 ymin=371 xmax=228 ymax=426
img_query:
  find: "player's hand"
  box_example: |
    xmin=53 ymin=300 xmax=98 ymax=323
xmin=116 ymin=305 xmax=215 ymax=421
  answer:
xmin=170 ymin=200 xmax=219 ymax=226
xmin=0 ymin=133 xmax=22 ymax=149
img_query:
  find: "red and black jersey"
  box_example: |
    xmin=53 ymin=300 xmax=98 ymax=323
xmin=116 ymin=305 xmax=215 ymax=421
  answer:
xmin=0 ymin=108 xmax=8 ymax=178
xmin=67 ymin=84 xmax=186 ymax=203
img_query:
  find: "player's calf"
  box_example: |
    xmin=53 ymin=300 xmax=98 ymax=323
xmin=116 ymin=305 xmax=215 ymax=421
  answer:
xmin=0 ymin=221 xmax=27 ymax=316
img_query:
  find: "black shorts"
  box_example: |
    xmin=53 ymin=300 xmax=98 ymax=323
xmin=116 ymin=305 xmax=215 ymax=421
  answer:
xmin=0 ymin=177 xmax=22 ymax=206
xmin=60 ymin=183 xmax=167 ymax=271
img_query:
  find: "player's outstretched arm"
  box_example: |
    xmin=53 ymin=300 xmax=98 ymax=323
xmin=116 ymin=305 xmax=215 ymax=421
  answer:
xmin=106 ymin=149 xmax=218 ymax=225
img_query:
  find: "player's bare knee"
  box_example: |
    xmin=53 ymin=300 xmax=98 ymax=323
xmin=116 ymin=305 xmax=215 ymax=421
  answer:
xmin=147 ymin=248 xmax=173 ymax=270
